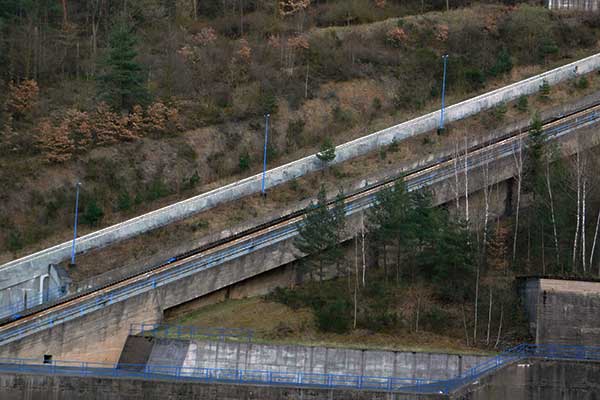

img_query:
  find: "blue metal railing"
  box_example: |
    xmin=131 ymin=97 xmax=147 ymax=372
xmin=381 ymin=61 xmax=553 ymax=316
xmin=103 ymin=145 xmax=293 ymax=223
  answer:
xmin=0 ymin=285 xmax=67 ymax=321
xmin=1 ymin=109 xmax=599 ymax=344
xmin=443 ymin=343 xmax=600 ymax=392
xmin=0 ymin=344 xmax=597 ymax=394
xmin=130 ymin=323 xmax=254 ymax=342
xmin=0 ymin=356 xmax=449 ymax=393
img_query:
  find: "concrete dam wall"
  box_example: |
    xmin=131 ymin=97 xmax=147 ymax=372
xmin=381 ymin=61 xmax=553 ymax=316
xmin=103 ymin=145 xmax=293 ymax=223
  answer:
xmin=120 ymin=336 xmax=488 ymax=381
xmin=2 ymin=116 xmax=600 ymax=364
xmin=0 ymin=372 xmax=445 ymax=400
xmin=453 ymin=359 xmax=600 ymax=399
xmin=1 ymin=357 xmax=599 ymax=399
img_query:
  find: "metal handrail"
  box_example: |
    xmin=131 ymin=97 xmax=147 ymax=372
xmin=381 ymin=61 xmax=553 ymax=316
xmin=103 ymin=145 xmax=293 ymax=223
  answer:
xmin=0 ymin=344 xmax=598 ymax=394
xmin=1 ymin=110 xmax=599 ymax=344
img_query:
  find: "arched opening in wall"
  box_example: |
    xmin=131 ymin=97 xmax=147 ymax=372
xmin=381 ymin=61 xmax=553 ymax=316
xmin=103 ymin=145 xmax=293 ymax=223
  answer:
xmin=41 ymin=275 xmax=50 ymax=304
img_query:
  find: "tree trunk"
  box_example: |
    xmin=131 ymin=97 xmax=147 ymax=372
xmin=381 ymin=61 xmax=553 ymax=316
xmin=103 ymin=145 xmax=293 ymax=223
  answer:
xmin=462 ymin=304 xmax=470 ymax=347
xmin=453 ymin=142 xmax=460 ymax=212
xmin=486 ymin=287 xmax=493 ymax=346
xmin=305 ymin=62 xmax=309 ymax=98
xmin=164 ymin=0 xmax=176 ymax=20
xmin=354 ymin=235 xmax=358 ymax=329
xmin=62 ymin=0 xmax=68 ymax=27
xmin=582 ymin=173 xmax=587 ymax=273
xmin=512 ymin=137 xmax=523 ymax=267
xmin=191 ymin=0 xmax=198 ymax=19
xmin=415 ymin=296 xmax=421 ymax=333
xmin=464 ymin=136 xmax=469 ymax=223
xmin=473 ymin=265 xmax=479 ymax=345
xmin=495 ymin=303 xmax=504 ymax=348
xmin=573 ymin=147 xmax=581 ymax=273
xmin=361 ymin=212 xmax=366 ymax=287
xmin=383 ymin=243 xmax=388 ymax=281
xmin=590 ymin=209 xmax=600 ymax=275
xmin=482 ymin=161 xmax=490 ymax=254
xmin=240 ymin=0 xmax=244 ymax=36
xmin=546 ymin=160 xmax=560 ymax=269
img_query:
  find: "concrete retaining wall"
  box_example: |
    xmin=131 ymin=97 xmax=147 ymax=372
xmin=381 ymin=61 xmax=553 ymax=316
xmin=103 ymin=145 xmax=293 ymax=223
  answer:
xmin=0 ymin=264 xmax=68 ymax=319
xmin=130 ymin=337 xmax=488 ymax=381
xmin=0 ymin=372 xmax=444 ymax=400
xmin=452 ymin=359 xmax=600 ymax=399
xmin=2 ymin=121 xmax=600 ymax=364
xmin=3 ymin=53 xmax=600 ymax=279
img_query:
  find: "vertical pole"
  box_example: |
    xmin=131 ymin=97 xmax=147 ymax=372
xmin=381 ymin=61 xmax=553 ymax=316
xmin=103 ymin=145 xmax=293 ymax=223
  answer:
xmin=261 ymin=114 xmax=270 ymax=196
xmin=440 ymin=54 xmax=448 ymax=131
xmin=70 ymin=182 xmax=81 ymax=266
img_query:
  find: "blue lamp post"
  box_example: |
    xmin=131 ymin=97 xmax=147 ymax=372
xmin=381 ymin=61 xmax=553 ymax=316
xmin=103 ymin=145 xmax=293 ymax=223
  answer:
xmin=261 ymin=114 xmax=270 ymax=197
xmin=70 ymin=182 xmax=81 ymax=266
xmin=439 ymin=54 xmax=449 ymax=132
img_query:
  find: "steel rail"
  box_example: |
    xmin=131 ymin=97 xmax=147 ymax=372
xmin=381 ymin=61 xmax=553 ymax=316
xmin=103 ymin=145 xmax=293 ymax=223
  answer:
xmin=1 ymin=104 xmax=599 ymax=346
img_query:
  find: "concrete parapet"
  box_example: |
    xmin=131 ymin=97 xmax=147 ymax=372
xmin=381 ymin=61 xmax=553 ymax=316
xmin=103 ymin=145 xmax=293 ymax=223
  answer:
xmin=2 ymin=53 xmax=600 ymax=281
xmin=0 ymin=372 xmax=446 ymax=400
xmin=123 ymin=336 xmax=488 ymax=381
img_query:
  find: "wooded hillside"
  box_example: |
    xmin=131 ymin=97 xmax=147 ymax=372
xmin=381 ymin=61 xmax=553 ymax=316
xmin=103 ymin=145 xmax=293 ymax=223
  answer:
xmin=0 ymin=0 xmax=599 ymax=259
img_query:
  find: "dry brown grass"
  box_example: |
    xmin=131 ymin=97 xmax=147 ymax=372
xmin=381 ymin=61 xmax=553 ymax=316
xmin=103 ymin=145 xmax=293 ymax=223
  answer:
xmin=168 ymin=296 xmax=492 ymax=355
xmin=28 ymin=68 xmax=600 ymax=283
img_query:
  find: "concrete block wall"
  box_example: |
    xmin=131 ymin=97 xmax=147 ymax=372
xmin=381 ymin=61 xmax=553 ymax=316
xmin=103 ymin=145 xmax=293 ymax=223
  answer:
xmin=452 ymin=359 xmax=600 ymax=400
xmin=519 ymin=278 xmax=600 ymax=345
xmin=144 ymin=338 xmax=488 ymax=381
xmin=3 ymin=53 xmax=600 ymax=279
xmin=0 ymin=372 xmax=446 ymax=400
xmin=0 ymin=264 xmax=67 ymax=319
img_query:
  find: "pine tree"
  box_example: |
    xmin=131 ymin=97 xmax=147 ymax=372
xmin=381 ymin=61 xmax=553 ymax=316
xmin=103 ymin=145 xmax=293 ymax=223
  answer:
xmin=316 ymin=138 xmax=336 ymax=162
xmin=97 ymin=24 xmax=149 ymax=111
xmin=423 ymin=215 xmax=476 ymax=303
xmin=524 ymin=114 xmax=545 ymax=193
xmin=367 ymin=180 xmax=412 ymax=282
xmin=295 ymin=186 xmax=346 ymax=283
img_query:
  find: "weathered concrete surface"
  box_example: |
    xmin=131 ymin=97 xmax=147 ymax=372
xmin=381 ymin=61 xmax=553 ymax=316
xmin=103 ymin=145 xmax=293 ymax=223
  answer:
xmin=69 ymin=90 xmax=600 ymax=298
xmin=0 ymin=372 xmax=444 ymax=400
xmin=120 ymin=336 xmax=487 ymax=381
xmin=0 ymin=264 xmax=69 ymax=319
xmin=452 ymin=359 xmax=600 ymax=399
xmin=519 ymin=278 xmax=600 ymax=345
xmin=3 ymin=53 xmax=600 ymax=286
xmin=2 ymin=121 xmax=599 ymax=364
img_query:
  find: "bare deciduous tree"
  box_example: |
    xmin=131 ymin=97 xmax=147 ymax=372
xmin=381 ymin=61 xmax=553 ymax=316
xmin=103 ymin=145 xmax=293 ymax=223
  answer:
xmin=512 ymin=136 xmax=524 ymax=266
xmin=572 ymin=136 xmax=582 ymax=272
xmin=546 ymin=159 xmax=560 ymax=269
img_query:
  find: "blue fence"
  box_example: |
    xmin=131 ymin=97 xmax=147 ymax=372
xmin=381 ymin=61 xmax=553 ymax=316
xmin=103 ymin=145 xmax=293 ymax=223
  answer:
xmin=130 ymin=323 xmax=254 ymax=342
xmin=0 ymin=344 xmax=598 ymax=394
xmin=0 ymin=285 xmax=66 ymax=321
xmin=444 ymin=343 xmax=600 ymax=392
xmin=0 ymin=356 xmax=449 ymax=393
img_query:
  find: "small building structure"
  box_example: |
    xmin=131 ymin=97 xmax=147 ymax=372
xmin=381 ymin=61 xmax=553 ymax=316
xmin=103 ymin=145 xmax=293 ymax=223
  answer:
xmin=0 ymin=263 xmax=70 ymax=319
xmin=519 ymin=277 xmax=600 ymax=345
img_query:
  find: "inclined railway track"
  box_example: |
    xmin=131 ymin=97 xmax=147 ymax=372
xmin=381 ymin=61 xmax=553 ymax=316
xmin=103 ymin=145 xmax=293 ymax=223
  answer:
xmin=0 ymin=103 xmax=599 ymax=345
